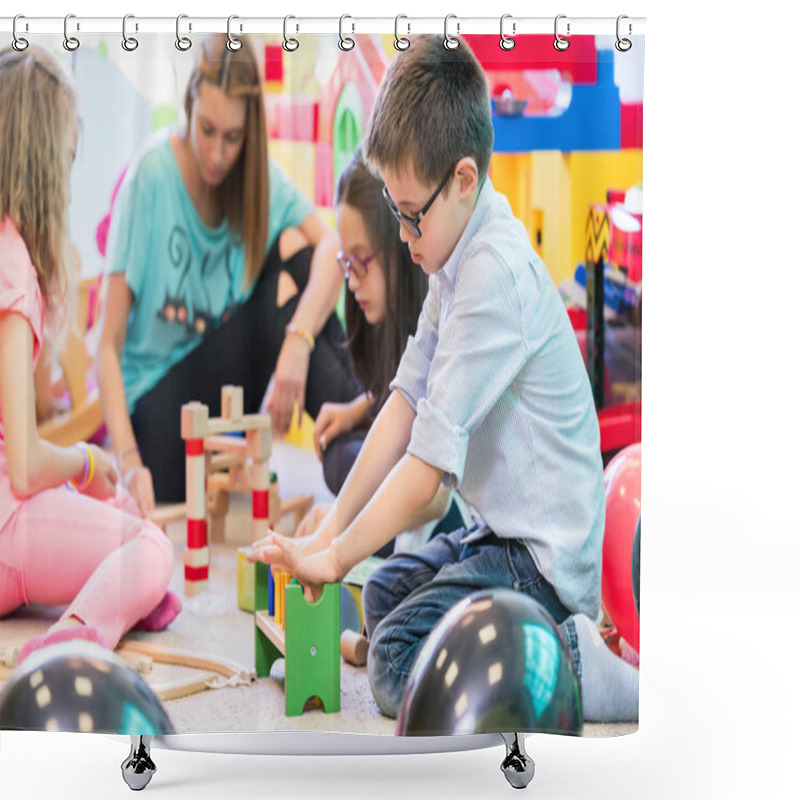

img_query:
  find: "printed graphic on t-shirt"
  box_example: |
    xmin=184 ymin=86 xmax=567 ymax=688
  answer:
xmin=157 ymin=226 xmax=239 ymax=336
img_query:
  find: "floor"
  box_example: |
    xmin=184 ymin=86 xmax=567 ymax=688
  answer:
xmin=0 ymin=441 xmax=636 ymax=739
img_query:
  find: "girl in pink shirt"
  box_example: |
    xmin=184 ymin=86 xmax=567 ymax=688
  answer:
xmin=0 ymin=45 xmax=180 ymax=665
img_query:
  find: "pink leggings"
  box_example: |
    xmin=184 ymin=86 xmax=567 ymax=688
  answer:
xmin=0 ymin=484 xmax=174 ymax=650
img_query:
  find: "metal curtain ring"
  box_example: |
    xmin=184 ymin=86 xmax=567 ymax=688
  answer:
xmin=554 ymin=14 xmax=570 ymax=51
xmin=615 ymin=15 xmax=632 ymax=52
xmin=339 ymin=15 xmax=355 ymax=51
xmin=283 ymin=15 xmax=299 ymax=52
xmin=499 ymin=14 xmax=515 ymax=51
xmin=122 ymin=14 xmax=139 ymax=51
xmin=12 ymin=15 xmax=29 ymax=51
xmin=394 ymin=15 xmax=410 ymax=51
xmin=227 ymin=15 xmax=242 ymax=51
xmin=64 ymin=14 xmax=80 ymax=51
xmin=443 ymin=14 xmax=459 ymax=50
xmin=176 ymin=14 xmax=192 ymax=51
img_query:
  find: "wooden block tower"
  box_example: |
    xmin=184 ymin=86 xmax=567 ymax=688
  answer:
xmin=180 ymin=386 xmax=273 ymax=597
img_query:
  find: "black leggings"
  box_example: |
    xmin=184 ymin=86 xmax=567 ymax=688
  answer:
xmin=132 ymin=240 xmax=359 ymax=502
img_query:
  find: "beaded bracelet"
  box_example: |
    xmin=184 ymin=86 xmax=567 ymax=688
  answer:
xmin=69 ymin=443 xmax=94 ymax=492
xmin=285 ymin=322 xmax=315 ymax=352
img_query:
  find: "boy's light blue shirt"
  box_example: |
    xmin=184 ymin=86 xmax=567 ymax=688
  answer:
xmin=390 ymin=178 xmax=605 ymax=618
xmin=106 ymin=130 xmax=315 ymax=413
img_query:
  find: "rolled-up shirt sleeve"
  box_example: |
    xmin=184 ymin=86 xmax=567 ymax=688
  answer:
xmin=389 ymin=278 xmax=440 ymax=410
xmin=405 ymin=243 xmax=532 ymax=488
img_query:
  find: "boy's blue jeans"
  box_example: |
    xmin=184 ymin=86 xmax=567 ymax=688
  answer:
xmin=363 ymin=524 xmax=574 ymax=720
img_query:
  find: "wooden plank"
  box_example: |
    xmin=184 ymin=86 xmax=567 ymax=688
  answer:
xmin=146 ymin=503 xmax=187 ymax=530
xmin=205 ymin=435 xmax=248 ymax=454
xmin=255 ymin=611 xmax=286 ymax=655
xmin=207 ymin=414 xmax=271 ymax=436
xmin=209 ymin=452 xmax=247 ymax=471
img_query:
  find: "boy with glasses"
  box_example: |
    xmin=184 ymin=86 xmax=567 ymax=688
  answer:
xmin=249 ymin=35 xmax=608 ymax=720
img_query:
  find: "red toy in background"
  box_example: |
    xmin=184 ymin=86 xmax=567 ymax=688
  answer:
xmin=602 ymin=443 xmax=641 ymax=653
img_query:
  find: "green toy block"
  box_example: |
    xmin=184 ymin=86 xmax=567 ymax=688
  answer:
xmin=253 ymin=563 xmax=341 ymax=716
xmin=284 ymin=582 xmax=340 ymax=716
xmin=254 ymin=562 xmax=282 ymax=676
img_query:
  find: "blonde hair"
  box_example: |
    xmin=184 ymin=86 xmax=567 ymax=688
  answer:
xmin=0 ymin=44 xmax=78 ymax=341
xmin=184 ymin=34 xmax=269 ymax=291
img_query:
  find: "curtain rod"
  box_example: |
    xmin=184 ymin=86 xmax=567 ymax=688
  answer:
xmin=1 ymin=15 xmax=646 ymax=38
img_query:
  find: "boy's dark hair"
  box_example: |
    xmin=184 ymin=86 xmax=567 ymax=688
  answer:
xmin=335 ymin=145 xmax=429 ymax=419
xmin=364 ymin=35 xmax=494 ymax=187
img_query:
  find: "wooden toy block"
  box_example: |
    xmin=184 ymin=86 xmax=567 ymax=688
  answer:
xmin=186 ymin=518 xmax=208 ymax=549
xmin=209 ymin=452 xmax=247 ymax=471
xmin=275 ymin=571 xmax=290 ymax=628
xmin=254 ymin=565 xmax=341 ymax=716
xmin=184 ymin=578 xmax=209 ymax=597
xmin=184 ymin=547 xmax=210 ymax=569
xmin=205 ymin=435 xmax=248 ymax=455
xmin=268 ymin=481 xmax=280 ymax=527
xmin=207 ymin=486 xmax=229 ymax=543
xmin=185 ymin=563 xmax=209 ymax=583
xmin=181 ymin=401 xmax=209 ymax=440
xmin=340 ymin=630 xmax=369 ymax=667
xmin=185 ymin=454 xmax=206 ymax=520
xmin=246 ymin=425 xmax=272 ymax=462
xmin=237 ymin=547 xmax=257 ymax=612
xmin=221 ymin=385 xmax=244 ymax=421
xmin=206 ymin=413 xmax=270 ymax=436
xmin=284 ymin=582 xmax=340 ymax=715
xmin=249 ymin=458 xmax=271 ymax=492
xmin=177 ymin=387 xmax=302 ymax=595
xmin=146 ymin=503 xmax=187 ymax=532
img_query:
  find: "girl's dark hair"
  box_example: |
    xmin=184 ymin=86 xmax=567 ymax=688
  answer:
xmin=335 ymin=145 xmax=429 ymax=419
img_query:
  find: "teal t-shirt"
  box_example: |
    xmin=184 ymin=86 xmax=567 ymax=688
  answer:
xmin=106 ymin=129 xmax=315 ymax=412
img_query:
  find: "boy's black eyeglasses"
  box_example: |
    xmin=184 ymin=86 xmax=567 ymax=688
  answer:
xmin=337 ymin=250 xmax=375 ymax=281
xmin=382 ymin=163 xmax=458 ymax=239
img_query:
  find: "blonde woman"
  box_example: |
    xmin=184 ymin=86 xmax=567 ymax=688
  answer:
xmin=0 ymin=45 xmax=179 ymax=665
xmin=98 ymin=34 xmax=357 ymax=510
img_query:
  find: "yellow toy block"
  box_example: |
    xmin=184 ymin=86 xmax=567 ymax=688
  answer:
xmin=237 ymin=547 xmax=257 ymax=613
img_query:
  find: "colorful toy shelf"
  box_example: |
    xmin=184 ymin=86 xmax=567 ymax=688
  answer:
xmin=254 ymin=564 xmax=341 ymax=717
xmin=492 ymin=50 xmax=621 ymax=153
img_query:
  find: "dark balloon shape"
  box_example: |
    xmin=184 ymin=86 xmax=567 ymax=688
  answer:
xmin=0 ymin=641 xmax=174 ymax=735
xmin=396 ymin=589 xmax=582 ymax=736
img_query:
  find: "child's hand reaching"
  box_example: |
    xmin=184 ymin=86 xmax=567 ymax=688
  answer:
xmin=123 ymin=464 xmax=156 ymax=515
xmin=82 ymin=445 xmax=119 ymax=500
xmin=246 ymin=531 xmax=341 ymax=602
xmin=313 ymin=401 xmax=362 ymax=461
xmin=295 ymin=503 xmax=331 ymax=539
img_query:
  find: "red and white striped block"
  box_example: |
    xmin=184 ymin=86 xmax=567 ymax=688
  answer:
xmin=182 ymin=401 xmax=209 ymax=596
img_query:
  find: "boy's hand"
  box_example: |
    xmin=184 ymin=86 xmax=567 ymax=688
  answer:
xmin=83 ymin=445 xmax=119 ymax=500
xmin=295 ymin=503 xmax=331 ymax=539
xmin=246 ymin=532 xmax=341 ymax=602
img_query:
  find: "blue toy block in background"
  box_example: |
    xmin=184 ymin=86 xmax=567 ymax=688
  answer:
xmin=492 ymin=50 xmax=620 ymax=153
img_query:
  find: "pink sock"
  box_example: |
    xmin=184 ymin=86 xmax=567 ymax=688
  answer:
xmin=18 ymin=625 xmax=107 ymax=666
xmin=132 ymin=590 xmax=182 ymax=632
